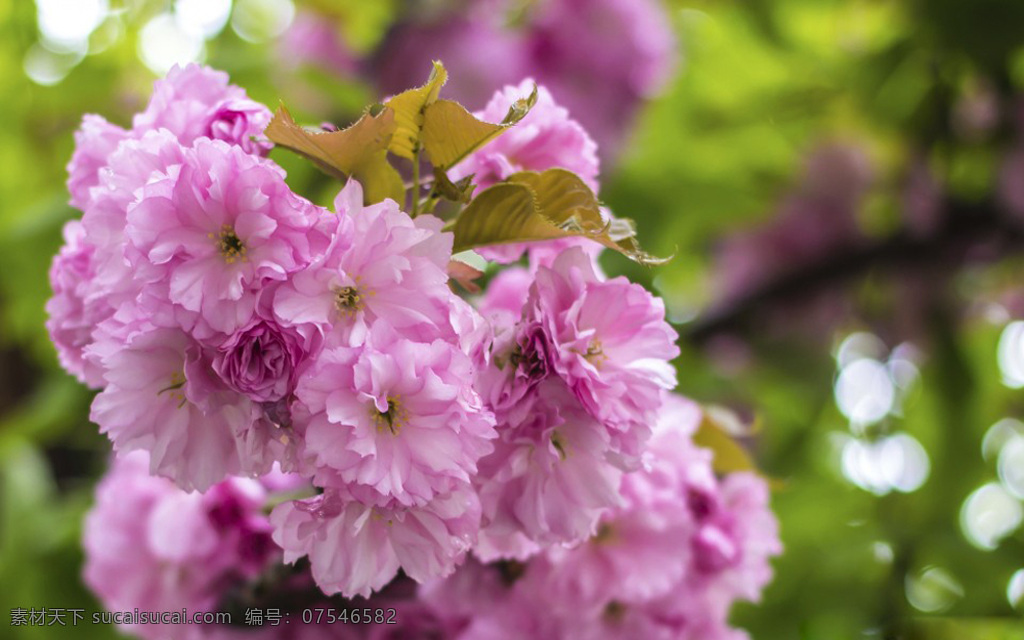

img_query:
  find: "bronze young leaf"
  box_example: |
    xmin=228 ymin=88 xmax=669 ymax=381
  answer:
xmin=264 ymin=104 xmax=404 ymax=205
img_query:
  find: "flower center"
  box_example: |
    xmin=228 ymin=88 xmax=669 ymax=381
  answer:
xmin=211 ymin=224 xmax=247 ymax=264
xmin=584 ymin=338 xmax=607 ymax=367
xmin=157 ymin=371 xmax=187 ymax=408
xmin=370 ymin=397 xmax=407 ymax=435
xmin=333 ymin=286 xmax=363 ymax=316
xmin=603 ymin=601 xmax=627 ymax=622
xmin=593 ymin=522 xmax=616 ymax=544
xmin=510 ymin=345 xmax=546 ymax=379
xmin=496 ymin=560 xmax=526 ymax=586
xmin=551 ymin=430 xmax=568 ymax=460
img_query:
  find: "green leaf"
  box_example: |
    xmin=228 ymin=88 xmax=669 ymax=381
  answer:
xmin=431 ymin=169 xmax=476 ymax=203
xmin=264 ymin=104 xmax=404 ymax=205
xmin=449 ymin=168 xmax=666 ymax=264
xmin=385 ymin=60 xmax=448 ymax=160
xmin=420 ymin=84 xmax=538 ymax=170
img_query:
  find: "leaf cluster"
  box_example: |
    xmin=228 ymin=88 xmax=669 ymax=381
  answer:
xmin=266 ymin=61 xmax=662 ymax=264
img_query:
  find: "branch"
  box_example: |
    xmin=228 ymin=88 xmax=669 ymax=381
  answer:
xmin=684 ymin=199 xmax=1024 ymax=343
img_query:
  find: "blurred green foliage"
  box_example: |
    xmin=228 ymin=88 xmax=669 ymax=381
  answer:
xmin=2 ymin=1 xmax=1024 ymax=639
xmin=603 ymin=1 xmax=1024 ymax=638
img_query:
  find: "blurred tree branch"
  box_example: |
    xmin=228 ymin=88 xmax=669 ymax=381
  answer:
xmin=685 ymin=200 xmax=1024 ymax=343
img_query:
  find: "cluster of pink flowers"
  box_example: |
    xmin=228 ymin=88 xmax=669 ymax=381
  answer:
xmin=57 ymin=64 xmax=779 ymax=639
xmin=84 ymin=450 xmax=290 ymax=640
xmin=83 ymin=395 xmax=779 ymax=640
xmin=422 ymin=397 xmax=780 ymax=640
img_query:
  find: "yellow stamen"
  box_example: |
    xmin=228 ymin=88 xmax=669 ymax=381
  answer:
xmin=157 ymin=371 xmax=188 ymax=409
xmin=214 ymin=224 xmax=247 ymax=263
xmin=369 ymin=396 xmax=407 ymax=435
xmin=584 ymin=338 xmax=607 ymax=367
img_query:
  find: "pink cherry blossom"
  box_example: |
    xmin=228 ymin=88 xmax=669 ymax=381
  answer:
xmin=54 ymin=63 xmax=782 ymax=633
xmin=447 ymin=80 xmax=603 ymax=267
xmin=475 ymin=267 xmax=533 ymax=324
xmin=133 ymin=63 xmax=272 ymax=154
xmin=89 ymin=323 xmax=256 ymax=491
xmin=521 ymin=247 xmax=678 ymax=465
xmin=270 ymin=483 xmax=481 ymax=598
xmin=474 ymin=381 xmax=622 ymax=560
xmin=125 ymin=139 xmax=328 ymax=337
xmin=295 ymin=324 xmax=495 ymax=506
xmin=45 ymin=221 xmax=106 ymax=387
xmin=519 ymin=394 xmax=779 ymax=638
xmin=422 ymin=395 xmax=778 ymax=640
xmin=213 ymin=292 xmax=319 ymax=403
xmin=80 ymin=128 xmax=186 ymax=256
xmin=66 ymin=114 xmax=129 ymax=211
xmin=83 ymin=451 xmax=280 ymax=640
xmin=274 ymin=179 xmax=454 ymax=347
xmin=78 ymin=130 xmax=190 ymax=343
xmin=49 ymin=131 xmax=189 ymax=387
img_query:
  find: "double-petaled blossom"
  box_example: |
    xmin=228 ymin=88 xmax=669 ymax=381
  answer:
xmin=81 ymin=129 xmax=187 ymax=258
xmin=526 ymin=248 xmax=679 ymax=464
xmin=89 ymin=322 xmax=257 ymax=491
xmin=67 ymin=63 xmax=270 ymax=216
xmin=124 ymin=139 xmax=329 ymax=338
xmin=295 ymin=323 xmax=496 ymax=506
xmin=273 ymin=179 xmax=454 ymax=347
xmin=212 ymin=293 xmax=318 ymax=404
xmin=133 ymin=64 xmax=272 ymax=154
xmin=425 ymin=396 xmax=781 ymax=640
xmin=270 ymin=483 xmax=482 ymax=599
xmin=49 ymin=130 xmax=188 ymax=387
xmin=449 ymin=81 xmax=602 ymax=266
xmin=66 ymin=115 xmax=130 ymax=211
xmin=467 ymin=246 xmax=677 ymax=556
xmin=473 ymin=380 xmax=623 ymax=560
xmin=540 ymin=395 xmax=778 ymax=639
xmin=83 ymin=451 xmax=284 ymax=640
xmin=53 ymin=64 xmax=278 ymax=392
xmin=46 ymin=221 xmax=104 ymax=387
xmin=484 ymin=247 xmax=679 ymax=467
